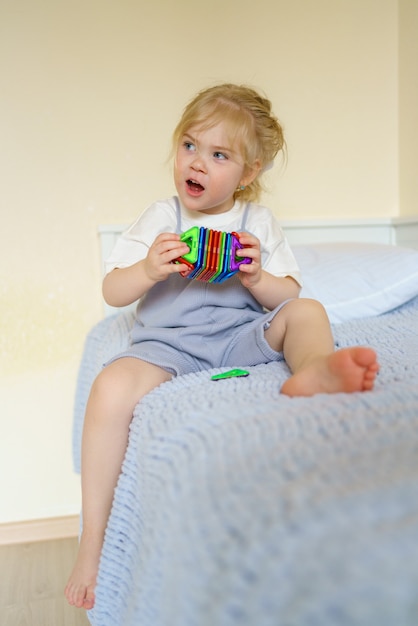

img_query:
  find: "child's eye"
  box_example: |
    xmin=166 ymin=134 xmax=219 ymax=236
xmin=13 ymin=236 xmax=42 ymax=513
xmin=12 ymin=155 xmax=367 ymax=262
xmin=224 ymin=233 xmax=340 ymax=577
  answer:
xmin=183 ymin=141 xmax=195 ymax=152
xmin=213 ymin=151 xmax=227 ymax=160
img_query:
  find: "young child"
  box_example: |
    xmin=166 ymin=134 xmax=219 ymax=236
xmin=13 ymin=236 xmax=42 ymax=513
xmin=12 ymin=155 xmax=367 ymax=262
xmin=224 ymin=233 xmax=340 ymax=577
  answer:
xmin=65 ymin=83 xmax=379 ymax=610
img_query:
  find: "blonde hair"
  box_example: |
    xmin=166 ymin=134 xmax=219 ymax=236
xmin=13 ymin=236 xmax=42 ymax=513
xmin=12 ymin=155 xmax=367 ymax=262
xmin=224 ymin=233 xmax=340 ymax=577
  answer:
xmin=172 ymin=83 xmax=286 ymax=203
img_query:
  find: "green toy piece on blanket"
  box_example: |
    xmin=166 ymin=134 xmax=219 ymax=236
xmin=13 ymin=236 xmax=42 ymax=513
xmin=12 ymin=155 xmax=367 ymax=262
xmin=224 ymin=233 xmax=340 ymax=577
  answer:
xmin=211 ymin=369 xmax=250 ymax=381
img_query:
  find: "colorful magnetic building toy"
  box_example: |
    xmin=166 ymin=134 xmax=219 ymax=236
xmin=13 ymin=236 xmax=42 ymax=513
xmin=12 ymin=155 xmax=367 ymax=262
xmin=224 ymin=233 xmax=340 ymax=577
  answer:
xmin=175 ymin=226 xmax=251 ymax=282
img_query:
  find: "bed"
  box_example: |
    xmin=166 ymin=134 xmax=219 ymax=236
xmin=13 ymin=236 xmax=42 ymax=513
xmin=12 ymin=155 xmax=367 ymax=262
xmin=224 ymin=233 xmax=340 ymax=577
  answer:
xmin=73 ymin=239 xmax=418 ymax=626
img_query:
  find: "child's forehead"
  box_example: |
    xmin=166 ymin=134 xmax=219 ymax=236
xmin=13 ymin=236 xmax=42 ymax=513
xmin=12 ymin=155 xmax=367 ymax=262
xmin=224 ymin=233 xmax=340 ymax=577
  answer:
xmin=184 ymin=121 xmax=243 ymax=150
xmin=186 ymin=121 xmax=226 ymax=138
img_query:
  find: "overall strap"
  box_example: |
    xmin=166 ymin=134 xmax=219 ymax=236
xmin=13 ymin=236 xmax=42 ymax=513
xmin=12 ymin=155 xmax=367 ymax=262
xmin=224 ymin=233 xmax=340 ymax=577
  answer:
xmin=240 ymin=202 xmax=251 ymax=231
xmin=174 ymin=196 xmax=182 ymax=234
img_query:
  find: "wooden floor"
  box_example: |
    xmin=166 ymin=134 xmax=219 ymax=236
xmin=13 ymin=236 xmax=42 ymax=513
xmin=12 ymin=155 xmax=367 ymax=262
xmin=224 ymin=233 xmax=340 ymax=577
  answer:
xmin=0 ymin=537 xmax=90 ymax=626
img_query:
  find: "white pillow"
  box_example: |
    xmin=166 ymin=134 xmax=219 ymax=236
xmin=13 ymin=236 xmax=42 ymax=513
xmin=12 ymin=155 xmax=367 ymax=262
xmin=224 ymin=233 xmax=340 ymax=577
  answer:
xmin=293 ymin=242 xmax=418 ymax=323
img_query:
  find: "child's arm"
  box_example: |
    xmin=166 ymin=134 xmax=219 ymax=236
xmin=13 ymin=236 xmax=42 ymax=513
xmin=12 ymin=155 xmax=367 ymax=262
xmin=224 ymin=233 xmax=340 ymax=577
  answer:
xmin=102 ymin=233 xmax=190 ymax=307
xmin=245 ymin=271 xmax=301 ymax=311
xmin=236 ymin=232 xmax=301 ymax=310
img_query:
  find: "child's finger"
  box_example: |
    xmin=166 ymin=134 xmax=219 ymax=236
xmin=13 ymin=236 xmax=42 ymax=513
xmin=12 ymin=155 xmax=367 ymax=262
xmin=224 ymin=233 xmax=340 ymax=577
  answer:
xmin=154 ymin=232 xmax=182 ymax=243
xmin=153 ymin=240 xmax=189 ymax=260
xmin=235 ymin=232 xmax=260 ymax=248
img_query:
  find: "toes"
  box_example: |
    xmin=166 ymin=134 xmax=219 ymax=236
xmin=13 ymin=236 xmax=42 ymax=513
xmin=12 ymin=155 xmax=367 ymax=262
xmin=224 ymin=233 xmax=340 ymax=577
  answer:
xmin=65 ymin=583 xmax=95 ymax=610
xmin=74 ymin=589 xmax=86 ymax=608
xmin=68 ymin=584 xmax=91 ymax=609
xmin=83 ymin=586 xmax=95 ymax=610
xmin=353 ymin=346 xmax=377 ymax=368
xmin=64 ymin=584 xmax=75 ymax=606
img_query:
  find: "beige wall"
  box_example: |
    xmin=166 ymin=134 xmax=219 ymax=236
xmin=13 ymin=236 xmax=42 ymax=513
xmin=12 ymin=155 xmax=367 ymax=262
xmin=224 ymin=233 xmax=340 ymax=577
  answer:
xmin=0 ymin=0 xmax=415 ymax=524
xmin=399 ymin=0 xmax=418 ymax=215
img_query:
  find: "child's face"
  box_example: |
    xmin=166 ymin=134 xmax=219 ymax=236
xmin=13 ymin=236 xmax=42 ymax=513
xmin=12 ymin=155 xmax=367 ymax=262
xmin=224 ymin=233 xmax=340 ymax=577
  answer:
xmin=174 ymin=121 xmax=250 ymax=215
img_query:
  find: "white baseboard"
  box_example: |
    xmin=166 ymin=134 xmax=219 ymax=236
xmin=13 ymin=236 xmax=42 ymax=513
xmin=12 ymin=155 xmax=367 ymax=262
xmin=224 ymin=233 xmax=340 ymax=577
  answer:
xmin=0 ymin=515 xmax=80 ymax=545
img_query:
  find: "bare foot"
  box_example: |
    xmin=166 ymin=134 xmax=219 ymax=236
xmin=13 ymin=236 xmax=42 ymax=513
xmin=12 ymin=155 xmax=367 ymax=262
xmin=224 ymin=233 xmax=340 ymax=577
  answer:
xmin=65 ymin=532 xmax=102 ymax=610
xmin=281 ymin=347 xmax=379 ymax=397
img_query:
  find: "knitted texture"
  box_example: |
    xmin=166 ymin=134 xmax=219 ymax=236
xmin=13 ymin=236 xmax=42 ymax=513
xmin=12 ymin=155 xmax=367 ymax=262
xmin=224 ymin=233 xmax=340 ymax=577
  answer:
xmin=73 ymin=297 xmax=418 ymax=626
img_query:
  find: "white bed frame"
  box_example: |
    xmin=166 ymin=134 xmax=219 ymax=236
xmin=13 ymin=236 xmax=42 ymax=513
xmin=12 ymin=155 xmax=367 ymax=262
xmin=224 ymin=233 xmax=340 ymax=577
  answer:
xmin=99 ymin=215 xmax=418 ymax=317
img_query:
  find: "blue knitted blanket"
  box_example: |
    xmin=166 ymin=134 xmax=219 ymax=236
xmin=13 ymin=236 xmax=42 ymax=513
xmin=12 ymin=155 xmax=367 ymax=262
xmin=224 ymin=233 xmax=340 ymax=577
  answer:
xmin=73 ymin=297 xmax=418 ymax=626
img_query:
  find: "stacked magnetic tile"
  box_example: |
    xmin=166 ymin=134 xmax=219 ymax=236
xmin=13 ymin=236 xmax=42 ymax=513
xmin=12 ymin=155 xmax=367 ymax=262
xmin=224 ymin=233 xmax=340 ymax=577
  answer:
xmin=176 ymin=226 xmax=251 ymax=282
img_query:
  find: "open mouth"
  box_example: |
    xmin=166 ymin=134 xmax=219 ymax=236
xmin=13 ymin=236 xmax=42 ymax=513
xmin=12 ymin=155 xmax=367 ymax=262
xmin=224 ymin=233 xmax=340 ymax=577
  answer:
xmin=186 ymin=179 xmax=205 ymax=194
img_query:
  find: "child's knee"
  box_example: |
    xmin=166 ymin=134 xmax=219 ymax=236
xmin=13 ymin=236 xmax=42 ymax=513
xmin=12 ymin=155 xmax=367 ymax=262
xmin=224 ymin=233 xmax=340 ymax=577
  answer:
xmin=90 ymin=362 xmax=132 ymax=401
xmin=282 ymin=297 xmax=328 ymax=322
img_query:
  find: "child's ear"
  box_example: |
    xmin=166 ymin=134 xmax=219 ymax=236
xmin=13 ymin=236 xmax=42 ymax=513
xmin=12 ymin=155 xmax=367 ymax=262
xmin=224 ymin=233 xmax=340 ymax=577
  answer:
xmin=241 ymin=160 xmax=261 ymax=187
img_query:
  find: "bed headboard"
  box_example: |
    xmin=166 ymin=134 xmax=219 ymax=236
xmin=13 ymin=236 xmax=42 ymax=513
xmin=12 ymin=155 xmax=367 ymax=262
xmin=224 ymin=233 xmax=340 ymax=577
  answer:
xmin=99 ymin=216 xmax=418 ymax=317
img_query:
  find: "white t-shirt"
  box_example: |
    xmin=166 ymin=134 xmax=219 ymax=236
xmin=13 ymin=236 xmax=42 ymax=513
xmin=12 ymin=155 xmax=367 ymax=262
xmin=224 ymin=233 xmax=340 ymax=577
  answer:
xmin=105 ymin=196 xmax=302 ymax=285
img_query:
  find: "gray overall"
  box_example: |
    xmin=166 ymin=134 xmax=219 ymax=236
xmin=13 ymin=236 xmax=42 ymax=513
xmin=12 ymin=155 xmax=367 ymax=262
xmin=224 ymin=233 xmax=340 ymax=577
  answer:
xmin=107 ymin=201 xmax=287 ymax=376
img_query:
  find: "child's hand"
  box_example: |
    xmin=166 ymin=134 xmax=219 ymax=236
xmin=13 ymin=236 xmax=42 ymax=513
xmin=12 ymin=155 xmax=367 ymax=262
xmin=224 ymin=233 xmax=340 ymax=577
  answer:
xmin=235 ymin=232 xmax=262 ymax=289
xmin=144 ymin=233 xmax=190 ymax=282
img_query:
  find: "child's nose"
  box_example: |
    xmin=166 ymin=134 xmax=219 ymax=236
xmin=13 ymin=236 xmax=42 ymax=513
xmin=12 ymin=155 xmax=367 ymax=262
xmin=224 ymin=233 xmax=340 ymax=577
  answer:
xmin=191 ymin=154 xmax=206 ymax=172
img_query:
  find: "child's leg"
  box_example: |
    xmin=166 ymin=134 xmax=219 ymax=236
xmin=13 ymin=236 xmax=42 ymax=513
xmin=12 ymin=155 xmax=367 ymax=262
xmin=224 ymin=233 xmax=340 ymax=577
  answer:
xmin=65 ymin=357 xmax=172 ymax=610
xmin=264 ymin=298 xmax=379 ymax=396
